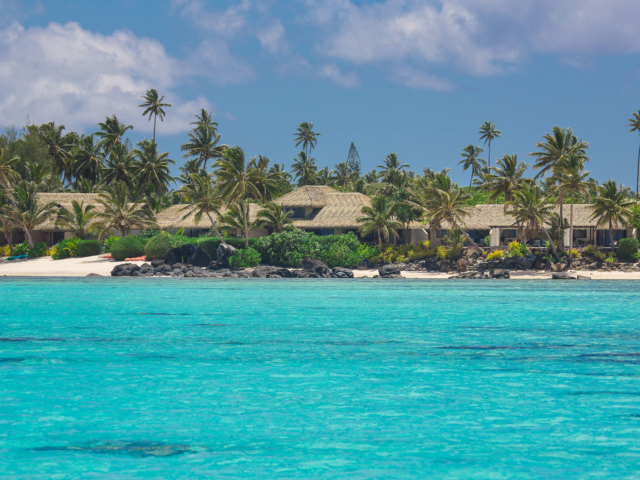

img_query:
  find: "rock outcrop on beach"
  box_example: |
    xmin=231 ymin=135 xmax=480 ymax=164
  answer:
xmin=378 ymin=265 xmax=403 ymax=279
xmin=110 ymin=260 xmax=354 ymax=279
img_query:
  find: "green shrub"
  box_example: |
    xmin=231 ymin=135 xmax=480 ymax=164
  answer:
xmin=594 ymin=251 xmax=606 ymax=261
xmin=52 ymin=237 xmax=81 ymax=260
xmin=103 ymin=235 xmax=120 ymax=253
xmin=110 ymin=236 xmax=144 ymax=261
xmin=76 ymin=240 xmax=101 ymax=257
xmin=138 ymin=237 xmax=150 ymax=248
xmin=255 ymin=230 xmax=322 ymax=267
xmin=229 ymin=247 xmax=261 ymax=268
xmin=145 ymin=232 xmax=173 ymax=260
xmin=317 ymin=233 xmax=362 ymax=267
xmin=13 ymin=242 xmax=29 ymax=256
xmin=617 ymin=238 xmax=639 ymax=261
xmin=28 ymin=242 xmax=48 ymax=258
xmin=138 ymin=229 xmax=161 ymax=239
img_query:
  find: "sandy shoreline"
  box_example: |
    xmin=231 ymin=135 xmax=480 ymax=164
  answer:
xmin=2 ymin=255 xmax=640 ymax=280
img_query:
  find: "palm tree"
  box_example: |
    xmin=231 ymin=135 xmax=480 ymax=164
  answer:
xmin=179 ymin=173 xmax=226 ymax=243
xmin=267 ymin=163 xmax=293 ymax=196
xmin=357 ymin=195 xmax=402 ymax=252
xmin=458 ymin=144 xmax=485 ymax=187
xmin=590 ymin=179 xmax=634 ymax=248
xmin=101 ymin=143 xmax=136 ymax=186
xmin=180 ymin=124 xmax=228 ymax=170
xmin=0 ymin=192 xmax=15 ymax=251
xmin=139 ymin=89 xmax=172 ymax=142
xmin=0 ymin=147 xmax=20 ymax=207
xmin=291 ymin=151 xmax=317 ymax=186
xmin=96 ymin=115 xmax=133 ymax=153
xmin=554 ymin=154 xmax=591 ymax=262
xmin=627 ymin=111 xmax=640 ymax=197
xmin=506 ymin=184 xmax=561 ymax=261
xmin=332 ymin=161 xmax=352 ymax=188
xmin=315 ymin=166 xmax=331 ymax=186
xmin=529 ymin=126 xmax=589 ymax=179
xmin=55 ymin=200 xmax=97 ymax=239
xmin=93 ymin=181 xmax=158 ymax=238
xmin=293 ymin=121 xmax=321 ymax=158
xmin=71 ymin=134 xmax=104 ymax=183
xmin=482 ymin=154 xmax=530 ymax=212
xmin=256 ymin=202 xmax=293 ymax=233
xmin=213 ymin=146 xmax=262 ymax=248
xmin=378 ymin=153 xmax=409 ymax=178
xmin=363 ymin=169 xmax=379 ymax=184
xmin=423 ymin=186 xmax=482 ymax=253
xmin=5 ymin=180 xmax=57 ymax=248
xmin=132 ymin=140 xmax=175 ymax=194
xmin=219 ymin=201 xmax=259 ymax=238
xmin=28 ymin=122 xmax=77 ymax=182
xmin=190 ymin=109 xmax=217 ymax=129
xmin=478 ymin=121 xmax=501 ymax=168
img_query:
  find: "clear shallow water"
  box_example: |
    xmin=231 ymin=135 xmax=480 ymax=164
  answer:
xmin=1 ymin=278 xmax=640 ymax=479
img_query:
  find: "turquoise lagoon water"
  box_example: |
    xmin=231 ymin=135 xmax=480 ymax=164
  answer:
xmin=2 ymin=278 xmax=640 ymax=479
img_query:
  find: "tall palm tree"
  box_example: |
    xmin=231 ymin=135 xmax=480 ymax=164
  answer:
xmin=219 ymin=201 xmax=259 ymax=238
xmin=256 ymin=202 xmax=293 ymax=233
xmin=506 ymin=184 xmax=561 ymax=261
xmin=332 ymin=161 xmax=352 ymax=188
xmin=55 ymin=200 xmax=97 ymax=239
xmin=213 ymin=146 xmax=262 ymax=248
xmin=315 ymin=166 xmax=331 ymax=186
xmin=71 ymin=134 xmax=104 ymax=183
xmin=590 ymin=179 xmax=634 ymax=248
xmin=139 ymin=89 xmax=172 ymax=142
xmin=423 ymin=185 xmax=482 ymax=253
xmin=179 ymin=173 xmax=226 ymax=243
xmin=293 ymin=121 xmax=321 ymax=158
xmin=291 ymin=151 xmax=317 ymax=186
xmin=378 ymin=153 xmax=409 ymax=178
xmin=96 ymin=115 xmax=133 ymax=153
xmin=191 ymin=109 xmax=217 ymax=130
xmin=249 ymin=155 xmax=278 ymax=200
xmin=357 ymin=195 xmax=402 ymax=252
xmin=132 ymin=140 xmax=175 ymax=194
xmin=101 ymin=143 xmax=136 ymax=187
xmin=482 ymin=154 xmax=530 ymax=212
xmin=267 ymin=163 xmax=293 ymax=196
xmin=554 ymin=154 xmax=591 ymax=262
xmin=627 ymin=110 xmax=640 ymax=197
xmin=529 ymin=126 xmax=589 ymax=179
xmin=478 ymin=121 xmax=501 ymax=168
xmin=458 ymin=144 xmax=485 ymax=187
xmin=28 ymin=122 xmax=77 ymax=183
xmin=5 ymin=180 xmax=57 ymax=248
xmin=93 ymin=181 xmax=158 ymax=238
xmin=180 ymin=124 xmax=227 ymax=170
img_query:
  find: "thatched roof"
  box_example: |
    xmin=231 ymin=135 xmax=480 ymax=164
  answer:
xmin=156 ymin=203 xmax=265 ymax=229
xmin=35 ymin=193 xmax=102 ymax=231
xmin=273 ymin=186 xmax=338 ymax=208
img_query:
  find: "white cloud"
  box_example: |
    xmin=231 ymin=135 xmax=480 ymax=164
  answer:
xmin=257 ymin=20 xmax=287 ymax=54
xmin=0 ymin=22 xmax=253 ymax=134
xmin=171 ymin=0 xmax=250 ymax=36
xmin=318 ymin=63 xmax=359 ymax=88
xmin=392 ymin=68 xmax=455 ymax=91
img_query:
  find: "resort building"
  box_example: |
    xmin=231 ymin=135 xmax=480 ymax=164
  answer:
xmin=0 ymin=188 xmax=635 ymax=249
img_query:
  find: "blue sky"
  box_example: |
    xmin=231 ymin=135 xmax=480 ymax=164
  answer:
xmin=1 ymin=0 xmax=640 ymax=185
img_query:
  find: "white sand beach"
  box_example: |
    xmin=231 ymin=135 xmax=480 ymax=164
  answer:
xmin=2 ymin=255 xmax=640 ymax=280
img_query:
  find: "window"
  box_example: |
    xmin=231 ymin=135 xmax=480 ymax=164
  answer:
xmin=313 ymin=229 xmax=334 ymax=236
xmin=285 ymin=207 xmax=305 ymax=218
xmin=573 ymin=229 xmax=587 ymax=239
xmin=436 ymin=230 xmax=447 ymax=238
xmin=501 ymin=229 xmax=517 ymax=238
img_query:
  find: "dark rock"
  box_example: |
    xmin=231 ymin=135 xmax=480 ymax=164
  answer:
xmin=302 ymin=258 xmax=332 ymax=277
xmin=356 ymin=259 xmax=372 ymax=270
xmin=252 ymin=266 xmax=280 ymax=278
xmin=184 ymin=270 xmax=198 ymax=278
xmin=165 ymin=248 xmax=182 ymax=266
xmin=552 ymin=273 xmax=576 ymax=280
xmin=503 ymin=257 xmax=518 ymax=268
xmin=155 ymin=264 xmax=173 ymax=275
xmin=456 ymin=259 xmax=468 ymax=273
xmin=577 ymin=275 xmax=591 ymax=280
xmin=492 ymin=269 xmax=510 ymax=279
xmin=111 ymin=263 xmax=140 ymax=277
xmin=440 ymin=261 xmax=451 ymax=273
xmin=188 ymin=247 xmax=212 ymax=267
xmin=378 ymin=265 xmax=401 ymax=277
xmin=297 ymin=270 xmax=322 ymax=278
xmin=180 ymin=244 xmax=197 ymax=261
xmin=217 ymin=243 xmax=238 ymax=268
xmin=517 ymin=255 xmax=538 ymax=270
xmin=331 ymin=267 xmax=354 ymax=278
xmin=150 ymin=259 xmax=165 ymax=268
xmin=86 ymin=273 xmax=102 ymax=277
xmin=266 ymin=273 xmax=283 ymax=279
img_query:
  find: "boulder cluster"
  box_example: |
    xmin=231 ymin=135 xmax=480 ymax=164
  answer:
xmin=110 ymin=257 xmax=355 ymax=279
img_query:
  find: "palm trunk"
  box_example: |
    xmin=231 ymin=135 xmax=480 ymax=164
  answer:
xmin=153 ymin=114 xmax=157 ymax=143
xmin=429 ymin=223 xmax=436 ymax=247
xmin=542 ymin=228 xmax=561 ymax=262
xmin=488 ymin=140 xmax=491 ymax=169
xmin=637 ymin=139 xmax=640 ymax=198
xmin=569 ymin=194 xmax=574 ymax=264
xmin=24 ymin=228 xmax=34 ymax=249
xmin=451 ymin=219 xmax=482 ymax=253
xmin=206 ymin=212 xmax=227 ymax=245
xmin=377 ymin=227 xmax=382 ymax=253
xmin=242 ymin=200 xmax=249 ymax=249
xmin=559 ymin=203 xmax=564 ymax=249
xmin=610 ymin=219 xmax=617 ymax=248
xmin=469 ymin=171 xmax=473 ymax=188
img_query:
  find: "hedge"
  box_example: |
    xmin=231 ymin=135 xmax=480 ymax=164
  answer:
xmin=110 ymin=236 xmax=145 ymax=261
xmin=145 ymin=232 xmax=173 ymax=260
xmin=76 ymin=240 xmax=101 ymax=257
xmin=617 ymin=237 xmax=639 ymax=260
